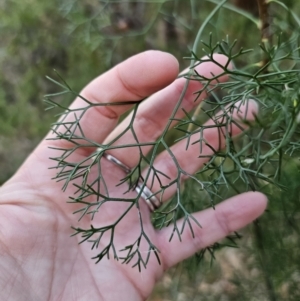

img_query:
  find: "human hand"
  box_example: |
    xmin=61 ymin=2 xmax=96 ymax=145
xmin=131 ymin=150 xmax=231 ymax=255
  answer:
xmin=0 ymin=51 xmax=267 ymax=301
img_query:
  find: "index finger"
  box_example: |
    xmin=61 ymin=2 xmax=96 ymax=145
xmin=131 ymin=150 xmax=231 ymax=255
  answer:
xmin=44 ymin=51 xmax=179 ymax=153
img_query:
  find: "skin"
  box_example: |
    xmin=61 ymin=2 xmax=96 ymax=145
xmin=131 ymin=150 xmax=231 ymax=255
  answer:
xmin=0 ymin=51 xmax=267 ymax=301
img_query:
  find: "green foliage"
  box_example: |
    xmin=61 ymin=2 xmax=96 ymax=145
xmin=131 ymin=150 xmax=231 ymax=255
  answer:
xmin=0 ymin=0 xmax=107 ymax=183
xmin=2 ymin=0 xmax=300 ymax=299
xmin=46 ymin=0 xmax=299 ymax=267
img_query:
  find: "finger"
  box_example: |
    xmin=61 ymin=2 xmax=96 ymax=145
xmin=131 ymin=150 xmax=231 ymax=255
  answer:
xmin=142 ymin=99 xmax=258 ymax=201
xmin=158 ymin=191 xmax=268 ymax=269
xmin=45 ymin=51 xmax=179 ymax=151
xmin=102 ymin=54 xmax=231 ymax=168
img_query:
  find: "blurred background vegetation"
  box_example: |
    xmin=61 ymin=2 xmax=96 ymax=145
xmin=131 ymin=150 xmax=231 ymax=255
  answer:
xmin=1 ymin=0 xmax=300 ymax=300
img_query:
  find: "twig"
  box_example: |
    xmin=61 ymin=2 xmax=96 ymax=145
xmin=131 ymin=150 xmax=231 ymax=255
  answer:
xmin=256 ymin=0 xmax=271 ymax=67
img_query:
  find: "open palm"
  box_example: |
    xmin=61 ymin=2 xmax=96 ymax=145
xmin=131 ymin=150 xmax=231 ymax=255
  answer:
xmin=0 ymin=51 xmax=267 ymax=301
